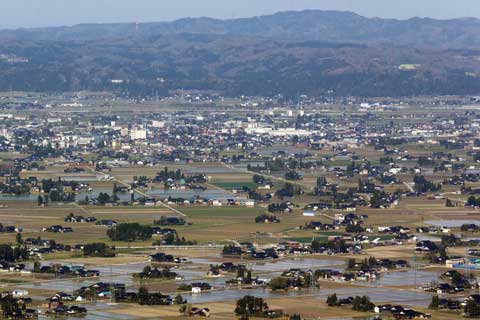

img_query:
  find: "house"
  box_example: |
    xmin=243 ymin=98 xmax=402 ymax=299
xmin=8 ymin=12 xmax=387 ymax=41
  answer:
xmin=189 ymin=307 xmax=210 ymax=317
xmin=47 ymin=292 xmax=75 ymax=308
xmin=307 ymin=221 xmax=323 ymax=230
xmin=463 ymin=294 xmax=480 ymax=306
xmin=257 ymin=183 xmax=272 ymax=190
xmin=436 ymin=283 xmax=453 ymax=294
xmin=416 ymin=240 xmax=438 ymax=252
xmin=440 ymin=226 xmax=451 ymax=233
xmin=303 ymin=210 xmax=316 ymax=217
xmin=65 ymin=215 xmax=85 ymax=223
xmin=46 ymin=305 xmax=87 ymax=316
xmin=438 ymin=298 xmax=461 ymax=310
xmin=191 ymin=282 xmax=212 ymax=294
xmin=96 ymin=220 xmax=117 ymax=227
xmin=12 ymin=289 xmax=29 ymax=298
xmin=243 ymin=200 xmax=256 ymax=207
xmin=209 ymin=199 xmax=222 ymax=207
xmin=445 ymin=258 xmax=465 ymax=268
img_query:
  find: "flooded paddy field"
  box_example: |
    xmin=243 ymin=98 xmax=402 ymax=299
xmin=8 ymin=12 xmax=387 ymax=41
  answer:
xmin=1 ymin=158 xmax=477 ymax=319
xmin=425 ymin=219 xmax=480 ymax=227
xmin=146 ymin=189 xmax=244 ymax=201
xmin=12 ymin=252 xmax=454 ymax=320
xmin=371 ymin=269 xmax=442 ymax=287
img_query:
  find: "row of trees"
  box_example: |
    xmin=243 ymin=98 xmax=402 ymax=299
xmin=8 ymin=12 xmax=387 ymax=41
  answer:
xmin=83 ymin=243 xmax=116 ymax=257
xmin=255 ymin=214 xmax=280 ymax=224
xmin=153 ymin=233 xmax=197 ymax=246
xmin=107 ymin=223 xmax=153 ymax=242
xmin=413 ymin=175 xmax=441 ymax=193
xmin=234 ymin=295 xmax=270 ymax=317
xmin=276 ymin=183 xmax=303 ymax=198
xmin=326 ymin=294 xmax=374 ymax=312
xmin=466 ymin=196 xmax=480 ymax=208
xmin=135 ymin=266 xmax=177 ymax=280
xmin=137 ymin=287 xmax=185 ymax=306
xmin=0 ymin=244 xmax=28 ymax=262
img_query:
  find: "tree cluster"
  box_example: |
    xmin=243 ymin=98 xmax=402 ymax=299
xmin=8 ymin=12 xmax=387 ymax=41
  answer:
xmin=107 ymin=223 xmax=153 ymax=242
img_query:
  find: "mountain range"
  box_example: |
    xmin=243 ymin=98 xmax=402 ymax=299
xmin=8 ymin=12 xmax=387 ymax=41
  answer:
xmin=1 ymin=10 xmax=479 ymax=97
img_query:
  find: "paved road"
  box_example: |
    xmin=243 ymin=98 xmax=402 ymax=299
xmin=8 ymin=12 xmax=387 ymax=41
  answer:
xmin=403 ymin=181 xmax=415 ymax=193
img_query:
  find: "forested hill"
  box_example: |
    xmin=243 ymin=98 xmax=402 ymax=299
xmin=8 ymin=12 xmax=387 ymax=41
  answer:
xmin=0 ymin=10 xmax=479 ymax=97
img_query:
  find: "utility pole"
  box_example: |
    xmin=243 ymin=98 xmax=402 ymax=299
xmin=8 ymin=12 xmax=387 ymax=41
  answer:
xmin=413 ymin=250 xmax=416 ymax=287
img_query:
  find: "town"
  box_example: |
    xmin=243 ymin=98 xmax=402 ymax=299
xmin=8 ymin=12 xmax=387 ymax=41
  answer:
xmin=0 ymin=92 xmax=477 ymax=319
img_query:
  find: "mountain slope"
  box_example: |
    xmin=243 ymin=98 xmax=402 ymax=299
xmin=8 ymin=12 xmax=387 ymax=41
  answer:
xmin=1 ymin=33 xmax=479 ymax=97
xmin=1 ymin=10 xmax=480 ymax=49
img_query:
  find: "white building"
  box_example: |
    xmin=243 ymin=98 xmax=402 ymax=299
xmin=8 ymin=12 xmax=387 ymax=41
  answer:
xmin=130 ymin=128 xmax=147 ymax=140
xmin=303 ymin=210 xmax=316 ymax=217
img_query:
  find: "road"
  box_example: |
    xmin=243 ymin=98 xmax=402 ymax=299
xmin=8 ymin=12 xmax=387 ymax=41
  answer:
xmin=403 ymin=181 xmax=415 ymax=193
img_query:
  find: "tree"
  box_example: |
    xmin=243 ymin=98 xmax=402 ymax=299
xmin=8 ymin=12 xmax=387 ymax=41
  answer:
xmin=1 ymin=294 xmax=21 ymax=317
xmin=370 ymin=190 xmax=387 ymax=208
xmin=429 ymin=295 xmax=440 ymax=310
xmin=255 ymin=214 xmax=280 ymax=224
xmin=97 ymin=192 xmax=112 ymax=205
xmin=234 ymin=296 xmax=269 ymax=316
xmin=163 ymin=233 xmax=176 ymax=245
xmin=85 ymin=287 xmax=96 ymax=301
xmin=445 ymin=198 xmax=454 ymax=207
xmin=12 ymin=245 xmax=28 ymax=261
xmin=285 ymin=170 xmax=302 ymax=180
xmin=107 ymin=223 xmax=153 ymax=242
xmin=441 ymin=234 xmax=461 ymax=247
xmin=83 ymin=243 xmax=115 ymax=257
xmin=316 ymin=176 xmax=327 ymax=188
xmin=465 ymin=299 xmax=480 ymax=318
xmin=237 ymin=265 xmax=245 ymax=279
xmin=413 ymin=175 xmax=441 ymax=193
xmin=346 ymin=224 xmax=364 ymax=233
xmin=33 ymin=261 xmax=41 ymax=273
xmin=37 ymin=195 xmax=43 ymax=206
xmin=352 ymin=296 xmax=374 ymax=312
xmin=15 ymin=233 xmax=23 ymax=245
xmin=245 ymin=270 xmax=252 ymax=284
xmin=368 ymin=256 xmax=377 ymax=267
xmin=326 ymin=293 xmax=338 ymax=306
xmin=268 ymin=277 xmax=289 ymax=290
xmin=347 ymin=258 xmax=356 ymax=270
xmin=438 ymin=246 xmax=448 ymax=261
xmin=174 ymin=294 xmax=185 ymax=305
xmin=180 ymin=304 xmax=194 ymax=315
xmin=138 ymin=287 xmax=149 ymax=305
xmin=0 ymin=245 xmax=14 ymax=262
xmin=311 ymin=239 xmax=321 ymax=253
